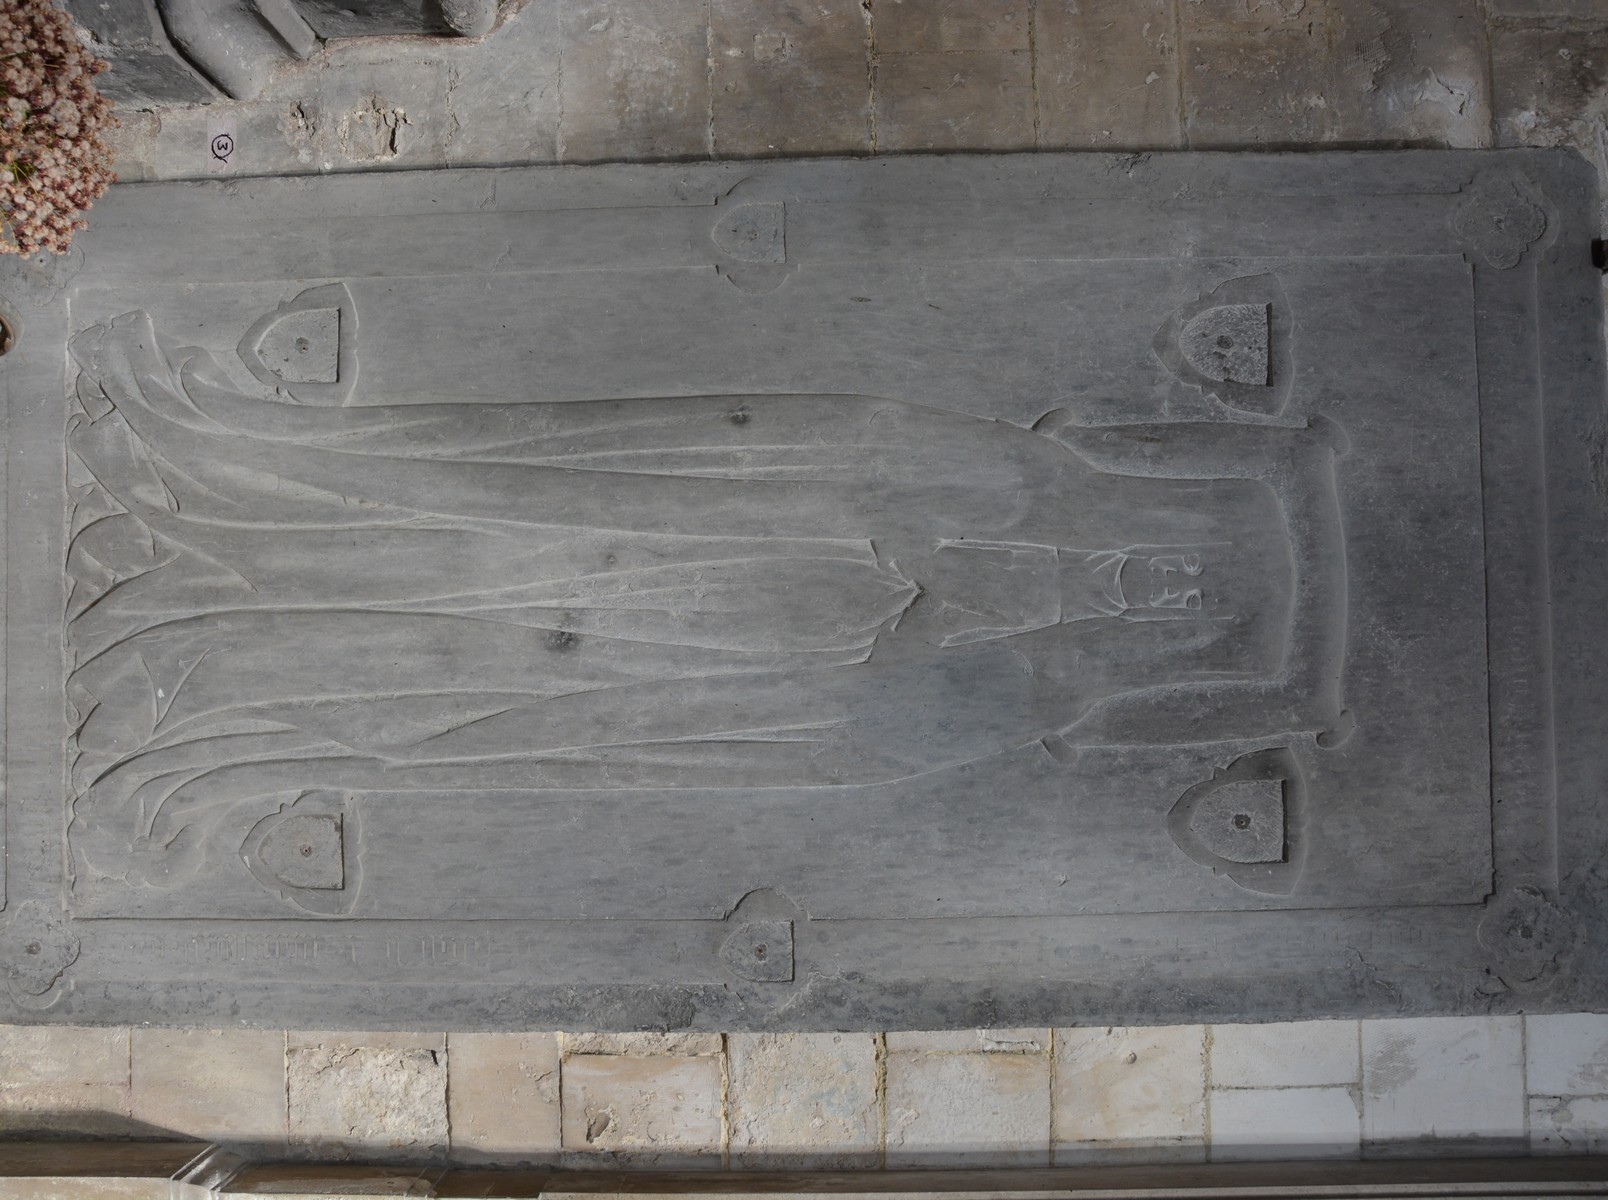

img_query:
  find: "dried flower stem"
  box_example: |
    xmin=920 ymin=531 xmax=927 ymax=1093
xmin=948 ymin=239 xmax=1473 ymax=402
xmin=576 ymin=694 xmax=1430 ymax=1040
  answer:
xmin=1 ymin=0 xmax=117 ymax=257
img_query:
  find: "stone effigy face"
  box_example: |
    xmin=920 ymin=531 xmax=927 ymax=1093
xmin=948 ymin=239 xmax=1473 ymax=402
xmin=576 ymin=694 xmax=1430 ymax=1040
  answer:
xmin=0 ymin=151 xmax=1602 ymax=1028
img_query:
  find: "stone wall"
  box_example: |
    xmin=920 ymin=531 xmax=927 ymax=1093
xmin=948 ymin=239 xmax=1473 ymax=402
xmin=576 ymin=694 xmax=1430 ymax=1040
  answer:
xmin=4 ymin=1016 xmax=1608 ymax=1162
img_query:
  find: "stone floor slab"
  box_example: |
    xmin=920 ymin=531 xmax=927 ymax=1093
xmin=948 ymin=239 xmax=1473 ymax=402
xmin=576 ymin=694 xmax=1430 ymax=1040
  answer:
xmin=0 ymin=150 xmax=1603 ymax=1032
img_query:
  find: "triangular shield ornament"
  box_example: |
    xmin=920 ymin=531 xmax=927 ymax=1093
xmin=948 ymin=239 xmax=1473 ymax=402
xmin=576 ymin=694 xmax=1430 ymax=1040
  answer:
xmin=238 ymin=282 xmax=358 ymax=405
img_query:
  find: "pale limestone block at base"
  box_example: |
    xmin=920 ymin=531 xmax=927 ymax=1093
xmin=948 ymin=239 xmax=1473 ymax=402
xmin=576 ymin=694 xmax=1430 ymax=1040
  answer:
xmin=1053 ymin=1026 xmax=1207 ymax=1147
xmin=884 ymin=1049 xmax=1051 ymax=1167
xmin=727 ymin=1032 xmax=880 ymax=1168
xmin=1209 ymin=1085 xmax=1362 ymax=1160
xmin=1360 ymin=1016 xmax=1525 ymax=1147
xmin=0 ymin=1083 xmax=131 ymax=1137
xmin=286 ymin=1038 xmax=449 ymax=1161
xmin=558 ymin=1053 xmax=724 ymax=1167
xmin=561 ymin=1032 xmax=723 ymax=1056
xmin=1530 ymin=1094 xmax=1608 ymax=1154
xmin=447 ymin=1031 xmax=561 ymax=1159
xmin=884 ymin=1029 xmax=1049 ymax=1054
xmin=0 ymin=1025 xmax=129 ymax=1087
xmin=130 ymin=1027 xmax=286 ymax=1142
xmin=287 ymin=1031 xmax=445 ymax=1051
xmin=1210 ymin=1019 xmax=1360 ymax=1089
xmin=0 ymin=1183 xmax=169 ymax=1200
xmin=1526 ymin=1013 xmax=1608 ymax=1096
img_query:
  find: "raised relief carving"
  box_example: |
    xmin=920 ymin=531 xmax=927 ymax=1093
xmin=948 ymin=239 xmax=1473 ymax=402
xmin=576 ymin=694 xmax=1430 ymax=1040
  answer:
xmin=1181 ymin=304 xmax=1268 ymax=386
xmin=1168 ymin=746 xmax=1307 ymax=894
xmin=240 ymin=792 xmax=360 ymax=915
xmin=712 ymin=183 xmax=793 ymax=293
xmin=2 ymin=902 xmax=80 ymax=1000
xmin=1478 ymin=885 xmax=1577 ymax=988
xmin=720 ymin=919 xmax=795 ymax=983
xmin=1454 ymin=174 xmax=1549 ymax=270
xmin=64 ymin=302 xmax=1351 ymax=897
xmin=1155 ymin=274 xmax=1291 ymax=416
xmin=237 ymin=282 xmax=358 ymax=404
xmin=712 ymin=202 xmax=785 ymax=265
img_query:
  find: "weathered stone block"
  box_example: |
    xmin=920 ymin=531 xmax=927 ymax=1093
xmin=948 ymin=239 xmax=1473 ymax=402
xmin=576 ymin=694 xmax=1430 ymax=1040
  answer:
xmin=1526 ymin=1013 xmax=1608 ymax=1096
xmin=1054 ymin=1026 xmax=1206 ymax=1149
xmin=0 ymin=1084 xmax=131 ymax=1138
xmin=1209 ymin=1085 xmax=1361 ymax=1160
xmin=874 ymin=0 xmax=1031 ymax=53
xmin=728 ymin=1032 xmax=879 ymax=1167
xmin=447 ymin=1032 xmax=561 ymax=1159
xmin=874 ymin=49 xmax=1035 ymax=149
xmin=558 ymin=0 xmax=712 ymax=161
xmin=885 ymin=1047 xmax=1051 ymax=1166
xmin=562 ymin=1032 xmax=723 ymax=1056
xmin=130 ymin=1028 xmax=286 ymax=1141
xmin=559 ymin=1054 xmax=724 ymax=1165
xmin=287 ymin=1033 xmax=448 ymax=1160
xmin=1036 ymin=0 xmax=1182 ymax=149
xmin=711 ymin=0 xmax=871 ymax=158
xmin=885 ymin=1029 xmax=1049 ymax=1053
xmin=0 ymin=1025 xmax=128 ymax=1087
xmin=1210 ymin=1019 xmax=1360 ymax=1088
xmin=1361 ymin=1016 xmax=1525 ymax=1148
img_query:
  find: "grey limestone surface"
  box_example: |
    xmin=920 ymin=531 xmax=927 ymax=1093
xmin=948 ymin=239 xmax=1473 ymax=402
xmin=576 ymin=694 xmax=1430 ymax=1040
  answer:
xmin=0 ymin=148 xmax=1603 ymax=1030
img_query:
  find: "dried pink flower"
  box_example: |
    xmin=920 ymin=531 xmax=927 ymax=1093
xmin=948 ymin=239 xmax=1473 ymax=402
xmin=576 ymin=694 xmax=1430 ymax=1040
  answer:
xmin=1 ymin=0 xmax=116 ymax=256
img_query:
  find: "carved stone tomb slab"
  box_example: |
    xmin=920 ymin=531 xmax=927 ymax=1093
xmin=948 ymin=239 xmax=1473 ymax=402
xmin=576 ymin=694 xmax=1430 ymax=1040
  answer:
xmin=0 ymin=151 xmax=1603 ymax=1028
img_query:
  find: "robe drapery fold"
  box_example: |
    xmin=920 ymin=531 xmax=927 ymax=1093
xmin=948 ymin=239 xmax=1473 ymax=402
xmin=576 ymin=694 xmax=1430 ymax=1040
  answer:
xmin=65 ymin=313 xmax=1283 ymax=885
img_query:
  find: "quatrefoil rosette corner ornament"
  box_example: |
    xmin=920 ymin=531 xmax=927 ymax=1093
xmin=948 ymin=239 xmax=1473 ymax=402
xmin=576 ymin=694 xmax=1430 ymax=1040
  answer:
xmin=1154 ymin=273 xmax=1292 ymax=417
xmin=1 ymin=902 xmax=81 ymax=1003
xmin=1453 ymin=172 xmax=1551 ymax=270
xmin=237 ymin=282 xmax=359 ymax=405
